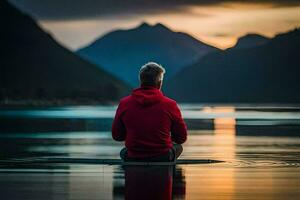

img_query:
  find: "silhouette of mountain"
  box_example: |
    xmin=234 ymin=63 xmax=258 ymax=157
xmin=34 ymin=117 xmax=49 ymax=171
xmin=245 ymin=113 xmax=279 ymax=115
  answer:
xmin=77 ymin=22 xmax=219 ymax=87
xmin=230 ymin=34 xmax=270 ymax=49
xmin=0 ymin=0 xmax=130 ymax=104
xmin=165 ymin=29 xmax=300 ymax=103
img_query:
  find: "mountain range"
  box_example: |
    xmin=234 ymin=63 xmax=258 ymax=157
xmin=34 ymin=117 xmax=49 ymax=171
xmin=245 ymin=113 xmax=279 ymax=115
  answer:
xmin=165 ymin=28 xmax=300 ymax=103
xmin=77 ymin=22 xmax=219 ymax=87
xmin=0 ymin=0 xmax=130 ymax=104
xmin=2 ymin=0 xmax=299 ymax=104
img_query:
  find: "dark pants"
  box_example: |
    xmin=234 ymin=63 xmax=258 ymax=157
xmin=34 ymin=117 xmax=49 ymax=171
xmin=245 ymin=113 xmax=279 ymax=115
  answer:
xmin=120 ymin=144 xmax=183 ymax=162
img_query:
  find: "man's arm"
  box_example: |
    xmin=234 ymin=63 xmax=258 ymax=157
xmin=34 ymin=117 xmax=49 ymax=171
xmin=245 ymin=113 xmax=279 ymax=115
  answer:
xmin=170 ymin=102 xmax=187 ymax=144
xmin=112 ymin=102 xmax=126 ymax=141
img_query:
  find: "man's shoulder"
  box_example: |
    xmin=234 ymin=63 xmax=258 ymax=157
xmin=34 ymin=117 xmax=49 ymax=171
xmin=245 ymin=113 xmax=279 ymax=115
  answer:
xmin=161 ymin=95 xmax=178 ymax=106
xmin=119 ymin=95 xmax=132 ymax=104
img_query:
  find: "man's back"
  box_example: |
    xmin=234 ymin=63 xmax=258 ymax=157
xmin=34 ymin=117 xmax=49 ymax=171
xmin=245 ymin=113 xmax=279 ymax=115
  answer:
xmin=112 ymin=85 xmax=187 ymax=158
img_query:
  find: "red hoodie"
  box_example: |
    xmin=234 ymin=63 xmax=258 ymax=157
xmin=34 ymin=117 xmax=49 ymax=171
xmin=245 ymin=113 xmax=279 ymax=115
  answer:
xmin=112 ymin=86 xmax=187 ymax=158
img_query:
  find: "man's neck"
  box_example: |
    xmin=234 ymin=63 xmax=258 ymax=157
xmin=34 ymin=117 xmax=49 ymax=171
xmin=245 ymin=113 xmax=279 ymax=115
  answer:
xmin=140 ymin=84 xmax=160 ymax=90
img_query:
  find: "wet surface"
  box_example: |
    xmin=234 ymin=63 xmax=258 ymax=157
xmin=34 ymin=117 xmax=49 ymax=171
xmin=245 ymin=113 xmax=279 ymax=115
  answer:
xmin=0 ymin=105 xmax=300 ymax=199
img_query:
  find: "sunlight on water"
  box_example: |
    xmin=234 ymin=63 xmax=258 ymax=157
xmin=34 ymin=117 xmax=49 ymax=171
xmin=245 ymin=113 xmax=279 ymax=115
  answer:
xmin=183 ymin=107 xmax=237 ymax=199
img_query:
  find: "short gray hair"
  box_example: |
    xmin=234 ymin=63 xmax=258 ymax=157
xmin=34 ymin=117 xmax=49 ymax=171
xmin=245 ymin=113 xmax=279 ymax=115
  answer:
xmin=139 ymin=62 xmax=165 ymax=86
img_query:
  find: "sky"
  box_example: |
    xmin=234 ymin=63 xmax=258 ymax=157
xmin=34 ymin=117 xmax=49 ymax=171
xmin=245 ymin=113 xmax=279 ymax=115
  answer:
xmin=9 ymin=0 xmax=300 ymax=50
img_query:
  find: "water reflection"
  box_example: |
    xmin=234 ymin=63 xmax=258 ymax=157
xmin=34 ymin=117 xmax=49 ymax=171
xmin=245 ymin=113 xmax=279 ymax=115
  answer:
xmin=113 ymin=166 xmax=185 ymax=200
xmin=183 ymin=107 xmax=237 ymax=199
xmin=212 ymin=107 xmax=236 ymax=160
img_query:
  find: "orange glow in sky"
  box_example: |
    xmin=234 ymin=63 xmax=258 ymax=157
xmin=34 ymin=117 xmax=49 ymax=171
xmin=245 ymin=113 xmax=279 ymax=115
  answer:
xmin=38 ymin=2 xmax=300 ymax=50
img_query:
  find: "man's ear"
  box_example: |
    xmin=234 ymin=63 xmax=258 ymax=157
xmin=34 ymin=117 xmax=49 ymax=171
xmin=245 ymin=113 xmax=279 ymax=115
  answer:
xmin=157 ymin=80 xmax=162 ymax=90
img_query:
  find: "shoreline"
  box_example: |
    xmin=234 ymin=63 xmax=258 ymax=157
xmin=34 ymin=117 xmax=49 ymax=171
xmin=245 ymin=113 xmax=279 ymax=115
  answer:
xmin=0 ymin=99 xmax=119 ymax=109
xmin=1 ymin=99 xmax=300 ymax=109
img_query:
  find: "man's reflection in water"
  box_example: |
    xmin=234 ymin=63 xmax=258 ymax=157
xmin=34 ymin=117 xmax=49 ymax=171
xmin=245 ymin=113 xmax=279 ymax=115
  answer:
xmin=114 ymin=166 xmax=185 ymax=200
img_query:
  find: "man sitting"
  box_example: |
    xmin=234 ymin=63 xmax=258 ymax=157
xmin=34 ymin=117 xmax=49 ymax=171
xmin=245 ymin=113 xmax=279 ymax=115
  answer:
xmin=112 ymin=62 xmax=187 ymax=162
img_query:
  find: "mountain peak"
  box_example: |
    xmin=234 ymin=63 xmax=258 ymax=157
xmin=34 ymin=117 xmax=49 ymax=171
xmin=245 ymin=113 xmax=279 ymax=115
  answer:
xmin=1 ymin=0 xmax=130 ymax=102
xmin=138 ymin=22 xmax=151 ymax=28
xmin=77 ymin=22 xmax=218 ymax=86
xmin=136 ymin=22 xmax=170 ymax=32
xmin=240 ymin=33 xmax=269 ymax=40
xmin=153 ymin=23 xmax=169 ymax=29
xmin=231 ymin=33 xmax=270 ymax=49
xmin=275 ymin=27 xmax=300 ymax=38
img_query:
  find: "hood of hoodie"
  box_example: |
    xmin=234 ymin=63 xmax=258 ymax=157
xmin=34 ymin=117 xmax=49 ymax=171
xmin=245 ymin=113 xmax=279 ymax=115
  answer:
xmin=131 ymin=86 xmax=164 ymax=107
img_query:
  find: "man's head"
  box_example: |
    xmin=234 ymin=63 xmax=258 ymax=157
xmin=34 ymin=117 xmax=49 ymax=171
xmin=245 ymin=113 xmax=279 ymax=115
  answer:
xmin=139 ymin=62 xmax=165 ymax=89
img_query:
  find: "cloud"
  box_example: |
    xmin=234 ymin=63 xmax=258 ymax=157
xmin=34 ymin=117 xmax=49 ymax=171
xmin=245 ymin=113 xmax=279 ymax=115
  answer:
xmin=8 ymin=0 xmax=300 ymax=20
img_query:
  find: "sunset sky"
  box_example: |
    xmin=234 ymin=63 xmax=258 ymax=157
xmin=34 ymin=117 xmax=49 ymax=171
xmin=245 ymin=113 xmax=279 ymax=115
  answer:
xmin=9 ymin=0 xmax=300 ymax=50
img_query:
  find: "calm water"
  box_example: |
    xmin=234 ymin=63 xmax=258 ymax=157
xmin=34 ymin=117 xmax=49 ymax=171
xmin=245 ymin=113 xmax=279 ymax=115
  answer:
xmin=0 ymin=105 xmax=300 ymax=200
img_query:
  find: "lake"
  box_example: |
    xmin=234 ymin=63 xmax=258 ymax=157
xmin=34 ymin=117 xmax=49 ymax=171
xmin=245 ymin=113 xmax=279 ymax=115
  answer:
xmin=0 ymin=104 xmax=300 ymax=200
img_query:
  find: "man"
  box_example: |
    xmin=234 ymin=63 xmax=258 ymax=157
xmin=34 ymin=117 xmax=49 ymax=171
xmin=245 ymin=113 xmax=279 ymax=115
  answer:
xmin=112 ymin=62 xmax=187 ymax=162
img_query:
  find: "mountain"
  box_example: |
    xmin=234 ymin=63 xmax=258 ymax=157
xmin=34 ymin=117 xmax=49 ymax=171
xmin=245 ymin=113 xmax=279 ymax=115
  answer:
xmin=0 ymin=0 xmax=130 ymax=104
xmin=77 ymin=22 xmax=219 ymax=87
xmin=229 ymin=34 xmax=270 ymax=49
xmin=165 ymin=29 xmax=300 ymax=103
